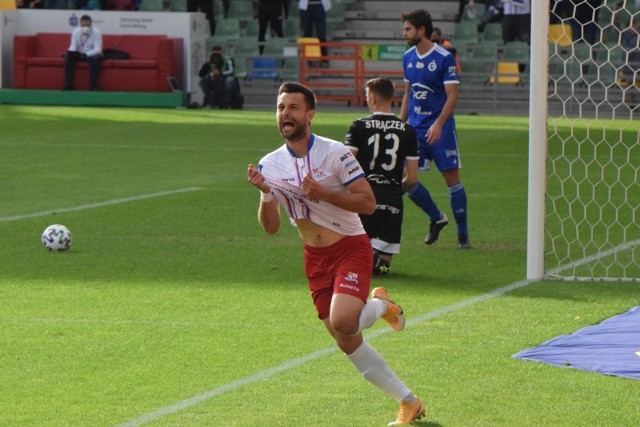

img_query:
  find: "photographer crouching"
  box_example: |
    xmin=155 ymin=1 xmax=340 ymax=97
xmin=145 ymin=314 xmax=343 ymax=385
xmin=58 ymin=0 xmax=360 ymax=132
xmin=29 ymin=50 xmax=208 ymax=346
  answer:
xmin=198 ymin=46 xmax=240 ymax=109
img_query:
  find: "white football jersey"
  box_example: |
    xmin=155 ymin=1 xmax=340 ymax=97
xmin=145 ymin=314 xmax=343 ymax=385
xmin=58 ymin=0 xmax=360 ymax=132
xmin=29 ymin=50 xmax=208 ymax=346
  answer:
xmin=259 ymin=134 xmax=366 ymax=236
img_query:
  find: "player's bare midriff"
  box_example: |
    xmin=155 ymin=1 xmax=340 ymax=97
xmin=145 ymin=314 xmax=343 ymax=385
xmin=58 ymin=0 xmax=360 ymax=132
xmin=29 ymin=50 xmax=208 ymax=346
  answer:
xmin=295 ymin=218 xmax=345 ymax=247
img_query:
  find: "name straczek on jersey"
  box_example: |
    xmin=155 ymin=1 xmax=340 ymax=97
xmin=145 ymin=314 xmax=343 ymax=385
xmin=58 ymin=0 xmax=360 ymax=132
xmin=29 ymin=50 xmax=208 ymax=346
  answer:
xmin=364 ymin=120 xmax=406 ymax=131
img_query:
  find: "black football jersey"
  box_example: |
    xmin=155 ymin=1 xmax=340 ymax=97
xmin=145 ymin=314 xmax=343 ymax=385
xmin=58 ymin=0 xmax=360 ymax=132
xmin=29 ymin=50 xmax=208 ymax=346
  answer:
xmin=345 ymin=113 xmax=419 ymax=196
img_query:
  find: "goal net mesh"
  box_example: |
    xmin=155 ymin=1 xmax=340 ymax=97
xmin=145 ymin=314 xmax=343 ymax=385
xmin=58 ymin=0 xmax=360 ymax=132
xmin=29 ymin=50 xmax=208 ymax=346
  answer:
xmin=546 ymin=0 xmax=640 ymax=281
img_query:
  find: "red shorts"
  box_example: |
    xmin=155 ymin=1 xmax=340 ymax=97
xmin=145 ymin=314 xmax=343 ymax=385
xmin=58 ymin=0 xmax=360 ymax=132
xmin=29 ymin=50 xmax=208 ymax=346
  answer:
xmin=303 ymin=234 xmax=373 ymax=320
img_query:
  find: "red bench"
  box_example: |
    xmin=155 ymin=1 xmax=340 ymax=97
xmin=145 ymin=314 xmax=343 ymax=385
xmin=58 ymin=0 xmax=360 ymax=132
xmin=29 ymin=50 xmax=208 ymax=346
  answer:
xmin=13 ymin=33 xmax=183 ymax=92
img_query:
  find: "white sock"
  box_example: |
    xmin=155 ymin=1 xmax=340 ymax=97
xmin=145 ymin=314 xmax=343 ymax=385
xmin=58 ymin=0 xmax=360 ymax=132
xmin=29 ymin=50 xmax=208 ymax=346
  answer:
xmin=346 ymin=341 xmax=412 ymax=401
xmin=357 ymin=299 xmax=386 ymax=333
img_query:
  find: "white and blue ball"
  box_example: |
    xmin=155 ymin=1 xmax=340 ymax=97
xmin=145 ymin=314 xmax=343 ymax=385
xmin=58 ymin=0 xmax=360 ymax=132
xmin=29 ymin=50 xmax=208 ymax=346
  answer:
xmin=41 ymin=224 xmax=72 ymax=251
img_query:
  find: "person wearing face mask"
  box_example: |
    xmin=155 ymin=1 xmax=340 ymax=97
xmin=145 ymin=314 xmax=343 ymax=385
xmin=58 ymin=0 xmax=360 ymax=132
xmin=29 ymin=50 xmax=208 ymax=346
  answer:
xmin=63 ymin=15 xmax=103 ymax=91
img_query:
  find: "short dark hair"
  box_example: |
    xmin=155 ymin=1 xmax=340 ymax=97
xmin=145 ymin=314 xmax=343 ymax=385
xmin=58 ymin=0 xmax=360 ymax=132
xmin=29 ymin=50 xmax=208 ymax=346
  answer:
xmin=80 ymin=15 xmax=92 ymax=22
xmin=278 ymin=82 xmax=317 ymax=110
xmin=401 ymin=9 xmax=433 ymax=39
xmin=366 ymin=77 xmax=395 ymax=101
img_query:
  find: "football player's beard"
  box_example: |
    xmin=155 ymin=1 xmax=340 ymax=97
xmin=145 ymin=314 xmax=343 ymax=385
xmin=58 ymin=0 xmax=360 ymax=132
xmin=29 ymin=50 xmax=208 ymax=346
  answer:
xmin=406 ymin=35 xmax=420 ymax=46
xmin=279 ymin=120 xmax=306 ymax=141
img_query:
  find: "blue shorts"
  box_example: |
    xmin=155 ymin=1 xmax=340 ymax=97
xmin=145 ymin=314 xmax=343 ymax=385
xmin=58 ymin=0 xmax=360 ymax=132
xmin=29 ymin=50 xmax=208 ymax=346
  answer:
xmin=415 ymin=125 xmax=461 ymax=172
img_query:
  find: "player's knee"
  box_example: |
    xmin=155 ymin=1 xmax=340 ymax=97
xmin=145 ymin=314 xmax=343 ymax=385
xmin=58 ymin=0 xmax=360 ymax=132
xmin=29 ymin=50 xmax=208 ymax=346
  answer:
xmin=330 ymin=315 xmax=359 ymax=336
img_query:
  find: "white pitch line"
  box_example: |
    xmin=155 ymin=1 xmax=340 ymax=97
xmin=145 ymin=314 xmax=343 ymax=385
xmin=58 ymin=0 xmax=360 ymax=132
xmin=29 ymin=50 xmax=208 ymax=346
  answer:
xmin=115 ymin=278 xmax=536 ymax=427
xmin=114 ymin=241 xmax=637 ymax=426
xmin=0 ymin=188 xmax=204 ymax=223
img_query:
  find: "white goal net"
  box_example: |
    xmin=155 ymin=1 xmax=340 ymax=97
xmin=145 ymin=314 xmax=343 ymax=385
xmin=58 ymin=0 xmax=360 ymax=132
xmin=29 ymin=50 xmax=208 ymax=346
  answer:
xmin=541 ymin=0 xmax=640 ymax=281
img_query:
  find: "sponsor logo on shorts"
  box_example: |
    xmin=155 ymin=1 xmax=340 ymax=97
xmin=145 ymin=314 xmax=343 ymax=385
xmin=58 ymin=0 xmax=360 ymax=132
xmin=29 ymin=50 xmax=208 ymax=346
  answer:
xmin=339 ymin=283 xmax=360 ymax=293
xmin=344 ymin=272 xmax=359 ymax=282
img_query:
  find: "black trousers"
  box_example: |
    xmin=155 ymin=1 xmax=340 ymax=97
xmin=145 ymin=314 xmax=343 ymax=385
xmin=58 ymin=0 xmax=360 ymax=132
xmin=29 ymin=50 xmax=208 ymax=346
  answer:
xmin=64 ymin=53 xmax=103 ymax=90
xmin=258 ymin=2 xmax=285 ymax=54
xmin=188 ymin=0 xmax=215 ymax=36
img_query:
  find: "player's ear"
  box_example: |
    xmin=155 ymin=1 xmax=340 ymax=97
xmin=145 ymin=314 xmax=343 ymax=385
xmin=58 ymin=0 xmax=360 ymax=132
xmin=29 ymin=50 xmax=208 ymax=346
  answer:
xmin=307 ymin=108 xmax=315 ymax=122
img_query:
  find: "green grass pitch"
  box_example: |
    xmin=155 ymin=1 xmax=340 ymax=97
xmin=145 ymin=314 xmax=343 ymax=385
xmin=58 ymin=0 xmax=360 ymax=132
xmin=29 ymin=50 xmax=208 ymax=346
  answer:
xmin=0 ymin=105 xmax=638 ymax=426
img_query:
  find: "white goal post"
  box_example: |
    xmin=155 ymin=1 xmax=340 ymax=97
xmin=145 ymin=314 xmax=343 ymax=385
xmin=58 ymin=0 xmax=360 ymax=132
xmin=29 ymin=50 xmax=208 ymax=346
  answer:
xmin=527 ymin=0 xmax=549 ymax=280
xmin=527 ymin=0 xmax=640 ymax=281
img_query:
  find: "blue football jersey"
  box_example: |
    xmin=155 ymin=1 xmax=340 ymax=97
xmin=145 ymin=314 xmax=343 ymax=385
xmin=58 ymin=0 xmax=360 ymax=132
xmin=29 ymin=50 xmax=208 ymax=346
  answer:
xmin=403 ymin=44 xmax=460 ymax=130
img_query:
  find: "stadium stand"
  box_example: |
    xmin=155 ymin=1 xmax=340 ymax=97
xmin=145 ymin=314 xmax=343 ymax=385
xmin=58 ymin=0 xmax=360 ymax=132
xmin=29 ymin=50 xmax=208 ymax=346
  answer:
xmin=244 ymin=19 xmax=260 ymax=39
xmin=139 ymin=0 xmax=164 ymax=11
xmin=462 ymin=1 xmax=485 ymax=25
xmin=452 ymin=21 xmax=479 ymax=44
xmin=249 ymin=57 xmax=280 ymax=80
xmin=215 ymin=18 xmax=242 ymax=40
xmin=228 ymin=0 xmax=254 ymax=21
xmin=548 ymin=23 xmax=572 ymax=48
xmin=482 ymin=22 xmax=503 ymax=43
xmin=284 ymin=18 xmax=301 ymax=41
xmin=170 ymin=0 xmax=187 ymax=12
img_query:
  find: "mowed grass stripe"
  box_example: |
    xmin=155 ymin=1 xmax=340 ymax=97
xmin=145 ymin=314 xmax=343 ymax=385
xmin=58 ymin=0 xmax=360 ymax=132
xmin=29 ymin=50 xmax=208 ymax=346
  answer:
xmin=113 ymin=235 xmax=638 ymax=426
xmin=0 ymin=188 xmax=205 ymax=223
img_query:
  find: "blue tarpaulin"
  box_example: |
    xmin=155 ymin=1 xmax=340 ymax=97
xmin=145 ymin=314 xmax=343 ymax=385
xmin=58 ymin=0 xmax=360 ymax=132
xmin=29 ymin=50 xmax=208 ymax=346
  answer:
xmin=513 ymin=306 xmax=640 ymax=380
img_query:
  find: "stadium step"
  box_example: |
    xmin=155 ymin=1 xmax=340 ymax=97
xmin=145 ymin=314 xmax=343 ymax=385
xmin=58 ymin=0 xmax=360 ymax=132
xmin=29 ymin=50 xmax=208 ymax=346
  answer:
xmin=332 ymin=0 xmax=458 ymax=42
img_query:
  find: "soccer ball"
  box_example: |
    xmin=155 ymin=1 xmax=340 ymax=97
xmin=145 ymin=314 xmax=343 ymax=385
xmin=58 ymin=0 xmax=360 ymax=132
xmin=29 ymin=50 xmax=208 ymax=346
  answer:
xmin=41 ymin=224 xmax=72 ymax=251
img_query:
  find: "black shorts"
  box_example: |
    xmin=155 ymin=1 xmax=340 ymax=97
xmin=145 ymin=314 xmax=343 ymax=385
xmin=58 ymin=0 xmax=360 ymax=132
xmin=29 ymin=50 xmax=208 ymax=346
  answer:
xmin=360 ymin=191 xmax=403 ymax=254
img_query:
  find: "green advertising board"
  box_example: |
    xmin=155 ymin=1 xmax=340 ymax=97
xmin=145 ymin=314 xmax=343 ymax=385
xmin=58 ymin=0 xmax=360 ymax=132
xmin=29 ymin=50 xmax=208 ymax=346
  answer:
xmin=362 ymin=44 xmax=407 ymax=61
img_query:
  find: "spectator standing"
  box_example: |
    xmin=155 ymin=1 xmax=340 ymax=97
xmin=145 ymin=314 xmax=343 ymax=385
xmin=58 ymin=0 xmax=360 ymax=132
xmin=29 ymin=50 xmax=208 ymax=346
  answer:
xmin=400 ymin=9 xmax=471 ymax=249
xmin=257 ymin=0 xmax=288 ymax=55
xmin=501 ymin=0 xmax=531 ymax=44
xmin=345 ymin=77 xmax=419 ymax=275
xmin=247 ymin=81 xmax=425 ymax=426
xmin=457 ymin=0 xmax=469 ymax=22
xmin=188 ymin=0 xmax=215 ymax=36
xmin=568 ymin=0 xmax=602 ymax=45
xmin=299 ymin=0 xmax=330 ymax=64
xmin=198 ymin=46 xmax=238 ymax=108
xmin=477 ymin=0 xmax=503 ymax=32
xmin=221 ymin=0 xmax=229 ymax=18
xmin=63 ymin=15 xmax=103 ymax=91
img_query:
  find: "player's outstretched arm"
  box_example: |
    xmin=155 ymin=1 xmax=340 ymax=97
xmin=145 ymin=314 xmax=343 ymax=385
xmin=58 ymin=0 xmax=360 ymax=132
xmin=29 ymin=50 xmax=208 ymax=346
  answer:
xmin=247 ymin=164 xmax=280 ymax=235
